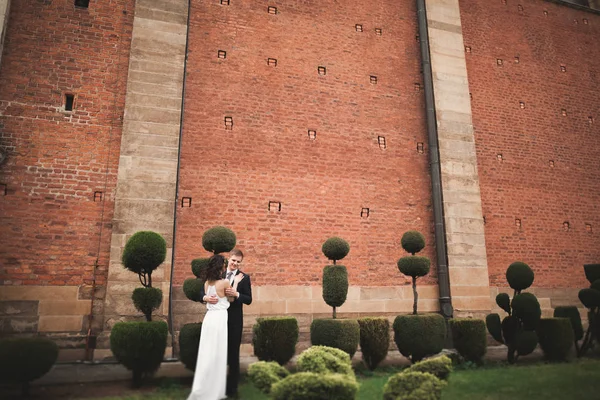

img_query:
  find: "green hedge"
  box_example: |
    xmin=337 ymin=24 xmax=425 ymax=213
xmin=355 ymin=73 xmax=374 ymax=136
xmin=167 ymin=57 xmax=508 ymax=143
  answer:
xmin=537 ymin=318 xmax=574 ymax=362
xmin=296 ymin=346 xmax=354 ymax=378
xmin=252 ymin=317 xmax=299 ymax=365
xmin=110 ymin=321 xmax=168 ymax=387
xmin=271 ymin=372 xmax=358 ymax=400
xmin=383 ymin=371 xmax=446 ymax=400
xmin=357 ymin=317 xmax=389 ymax=370
xmin=405 ymin=355 xmax=452 ymax=381
xmin=554 ymin=306 xmax=583 ymax=341
xmin=248 ymin=361 xmax=290 ymax=394
xmin=179 ymin=323 xmax=201 ymax=371
xmin=0 ymin=337 xmax=58 ymax=396
xmin=310 ymin=319 xmax=360 ymax=358
xmin=393 ymin=314 xmax=446 ymax=363
xmin=449 ymin=318 xmax=487 ymax=364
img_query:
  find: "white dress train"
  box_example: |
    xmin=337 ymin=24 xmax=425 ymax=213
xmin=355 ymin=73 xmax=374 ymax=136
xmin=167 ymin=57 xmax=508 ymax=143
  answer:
xmin=187 ymin=285 xmax=229 ymax=400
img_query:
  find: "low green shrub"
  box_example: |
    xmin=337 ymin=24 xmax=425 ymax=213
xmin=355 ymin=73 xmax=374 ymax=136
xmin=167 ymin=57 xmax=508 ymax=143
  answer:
xmin=537 ymin=318 xmax=574 ymax=362
xmin=110 ymin=321 xmax=168 ymax=387
xmin=253 ymin=317 xmax=299 ymax=365
xmin=310 ymin=318 xmax=360 ymax=358
xmin=0 ymin=337 xmax=59 ymax=396
xmin=179 ymin=323 xmax=201 ymax=371
xmin=270 ymin=372 xmax=358 ymax=400
xmin=357 ymin=317 xmax=389 ymax=370
xmin=393 ymin=314 xmax=446 ymax=363
xmin=449 ymin=318 xmax=487 ymax=364
xmin=405 ymin=355 xmax=452 ymax=381
xmin=553 ymin=306 xmax=584 ymax=341
xmin=383 ymin=371 xmax=446 ymax=400
xmin=296 ymin=345 xmax=354 ymax=378
xmin=248 ymin=361 xmax=290 ymax=394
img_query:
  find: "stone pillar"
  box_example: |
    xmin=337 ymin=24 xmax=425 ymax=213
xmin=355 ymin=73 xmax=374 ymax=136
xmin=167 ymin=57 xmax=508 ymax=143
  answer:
xmin=103 ymin=0 xmax=188 ymax=328
xmin=0 ymin=0 xmax=10 ymax=68
xmin=424 ymin=0 xmax=490 ymax=316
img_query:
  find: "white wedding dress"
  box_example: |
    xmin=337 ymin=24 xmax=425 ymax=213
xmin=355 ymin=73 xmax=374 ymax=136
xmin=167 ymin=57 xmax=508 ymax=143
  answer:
xmin=187 ymin=285 xmax=229 ymax=400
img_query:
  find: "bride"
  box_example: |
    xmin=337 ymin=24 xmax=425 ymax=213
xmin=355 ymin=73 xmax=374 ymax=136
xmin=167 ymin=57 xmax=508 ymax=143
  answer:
xmin=187 ymin=254 xmax=244 ymax=400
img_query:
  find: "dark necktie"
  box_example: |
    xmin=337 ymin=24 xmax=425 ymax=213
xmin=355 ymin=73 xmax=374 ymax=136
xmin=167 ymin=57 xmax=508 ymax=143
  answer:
xmin=226 ymin=272 xmax=233 ymax=281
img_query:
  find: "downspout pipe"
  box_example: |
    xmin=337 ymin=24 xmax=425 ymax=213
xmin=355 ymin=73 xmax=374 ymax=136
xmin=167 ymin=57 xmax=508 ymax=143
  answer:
xmin=416 ymin=0 xmax=453 ymax=318
xmin=167 ymin=0 xmax=192 ymax=358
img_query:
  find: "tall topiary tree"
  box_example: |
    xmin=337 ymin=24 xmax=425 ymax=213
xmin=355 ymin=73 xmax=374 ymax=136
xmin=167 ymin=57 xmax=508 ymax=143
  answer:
xmin=122 ymin=231 xmax=167 ymax=321
xmin=179 ymin=226 xmax=237 ymax=371
xmin=485 ymin=261 xmax=541 ymax=363
xmin=321 ymin=237 xmax=350 ymax=319
xmin=397 ymin=230 xmax=430 ymax=315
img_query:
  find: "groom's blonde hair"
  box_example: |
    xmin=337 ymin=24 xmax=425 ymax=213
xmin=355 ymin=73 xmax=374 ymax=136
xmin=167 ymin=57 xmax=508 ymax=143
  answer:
xmin=230 ymin=249 xmax=244 ymax=259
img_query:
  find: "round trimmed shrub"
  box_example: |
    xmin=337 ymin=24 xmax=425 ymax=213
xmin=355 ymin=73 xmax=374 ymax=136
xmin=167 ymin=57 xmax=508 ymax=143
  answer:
xmin=511 ymin=292 xmax=541 ymax=330
xmin=393 ymin=314 xmax=446 ymax=363
xmin=271 ymin=372 xmax=359 ymax=400
xmin=591 ymin=279 xmax=600 ymax=292
xmin=122 ymin=231 xmax=167 ymax=275
xmin=584 ymin=264 xmax=600 ymax=285
xmin=252 ymin=316 xmax=299 ymax=365
xmin=201 ymin=226 xmax=236 ymax=254
xmin=322 ymin=237 xmax=350 ymax=261
xmin=191 ymin=258 xmax=209 ymax=279
xmin=183 ymin=278 xmax=203 ymax=302
xmin=110 ymin=321 xmax=168 ymax=387
xmin=401 ymin=231 xmax=426 ymax=255
xmin=397 ymin=256 xmax=430 ymax=279
xmin=296 ymin=346 xmax=353 ymax=378
xmin=132 ymin=287 xmax=162 ymax=321
xmin=554 ymin=306 xmax=583 ymax=341
xmin=515 ymin=330 xmax=538 ymax=356
xmin=537 ymin=318 xmax=574 ymax=361
xmin=322 ymin=265 xmax=349 ymax=310
xmin=357 ymin=317 xmax=390 ymax=370
xmin=506 ymin=262 xmax=534 ymax=292
xmin=449 ymin=318 xmax=487 ymax=363
xmin=310 ymin=319 xmax=360 ymax=358
xmin=495 ymin=293 xmax=511 ymax=314
xmin=406 ymin=355 xmax=452 ymax=381
xmin=248 ymin=361 xmax=290 ymax=394
xmin=501 ymin=315 xmax=520 ymax=343
xmin=0 ymin=337 xmax=58 ymax=396
xmin=579 ymin=288 xmax=600 ymax=309
xmin=383 ymin=371 xmax=446 ymax=400
xmin=179 ymin=323 xmax=201 ymax=371
xmin=485 ymin=313 xmax=503 ymax=343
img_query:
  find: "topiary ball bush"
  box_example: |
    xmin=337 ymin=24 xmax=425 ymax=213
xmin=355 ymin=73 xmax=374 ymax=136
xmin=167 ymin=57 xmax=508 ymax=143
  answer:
xmin=449 ymin=318 xmax=487 ymax=364
xmin=584 ymin=264 xmax=600 ymax=285
xmin=511 ymin=292 xmax=541 ymax=330
xmin=515 ymin=330 xmax=538 ymax=356
xmin=405 ymin=355 xmax=452 ymax=381
xmin=191 ymin=258 xmax=210 ymax=279
xmin=122 ymin=231 xmax=167 ymax=275
xmin=310 ymin=319 xmax=360 ymax=359
xmin=321 ymin=237 xmax=350 ymax=261
xmin=537 ymin=318 xmax=574 ymax=362
xmin=271 ymin=372 xmax=358 ymax=400
xmin=322 ymin=265 xmax=349 ymax=309
xmin=554 ymin=306 xmax=583 ymax=341
xmin=591 ymin=279 xmax=600 ymax=292
xmin=506 ymin=261 xmax=534 ymax=292
xmin=401 ymin=230 xmax=426 ymax=255
xmin=248 ymin=361 xmax=290 ymax=394
xmin=110 ymin=321 xmax=168 ymax=387
xmin=495 ymin=293 xmax=511 ymax=314
xmin=132 ymin=287 xmax=162 ymax=320
xmin=296 ymin=345 xmax=354 ymax=378
xmin=579 ymin=288 xmax=600 ymax=309
xmin=252 ymin=316 xmax=299 ymax=365
xmin=397 ymin=256 xmax=430 ymax=278
xmin=0 ymin=337 xmax=58 ymax=393
xmin=501 ymin=315 xmax=520 ymax=344
xmin=183 ymin=278 xmax=204 ymax=302
xmin=393 ymin=314 xmax=446 ymax=363
xmin=201 ymin=226 xmax=236 ymax=254
xmin=179 ymin=323 xmax=201 ymax=371
xmin=383 ymin=371 xmax=446 ymax=400
xmin=485 ymin=313 xmax=503 ymax=343
xmin=357 ymin=317 xmax=390 ymax=370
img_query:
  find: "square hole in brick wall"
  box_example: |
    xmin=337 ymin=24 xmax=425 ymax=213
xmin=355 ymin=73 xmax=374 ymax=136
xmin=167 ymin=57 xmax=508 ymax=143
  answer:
xmin=514 ymin=56 xmax=520 ymax=64
xmin=355 ymin=24 xmax=363 ymax=32
xmin=496 ymin=59 xmax=503 ymax=66
xmin=378 ymin=136 xmax=386 ymax=149
xmin=181 ymin=197 xmax=192 ymax=207
xmin=0 ymin=183 xmax=7 ymax=196
xmin=224 ymin=116 xmax=233 ymax=130
xmin=308 ymin=130 xmax=316 ymax=140
xmin=218 ymin=50 xmax=227 ymax=59
xmin=75 ymin=0 xmax=90 ymax=8
xmin=560 ymin=65 xmax=567 ymax=72
xmin=515 ymin=218 xmax=521 ymax=227
xmin=318 ymin=66 xmax=326 ymax=75
xmin=93 ymin=191 xmax=103 ymax=202
xmin=583 ymin=19 xmax=589 ymax=25
xmin=361 ymin=208 xmax=370 ymax=218
xmin=220 ymin=0 xmax=230 ymax=5
xmin=497 ymin=154 xmax=503 ymax=161
xmin=549 ymin=160 xmax=555 ymax=167
xmin=589 ymin=116 xmax=594 ymax=124
xmin=586 ymin=224 xmax=593 ymax=233
xmin=465 ymin=46 xmax=472 ymax=53
xmin=561 ymin=109 xmax=567 ymax=117
xmin=268 ymin=201 xmax=281 ymax=212
xmin=375 ymin=28 xmax=382 ymax=35
xmin=267 ymin=58 xmax=277 ymax=67
xmin=65 ymin=94 xmax=75 ymax=111
xmin=268 ymin=6 xmax=277 ymax=14
xmin=563 ymin=221 xmax=570 ymax=231
xmin=417 ymin=142 xmax=424 ymax=153
xmin=519 ymin=101 xmax=525 ymax=109
xmin=370 ymin=75 xmax=378 ymax=84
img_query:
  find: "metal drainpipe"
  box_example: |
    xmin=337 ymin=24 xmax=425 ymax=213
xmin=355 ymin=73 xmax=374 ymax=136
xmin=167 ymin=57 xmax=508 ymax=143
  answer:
xmin=167 ymin=0 xmax=192 ymax=358
xmin=416 ymin=0 xmax=453 ymax=318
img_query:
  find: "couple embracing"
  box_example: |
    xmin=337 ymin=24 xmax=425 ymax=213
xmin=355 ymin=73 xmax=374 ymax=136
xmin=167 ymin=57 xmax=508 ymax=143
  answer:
xmin=187 ymin=249 xmax=252 ymax=400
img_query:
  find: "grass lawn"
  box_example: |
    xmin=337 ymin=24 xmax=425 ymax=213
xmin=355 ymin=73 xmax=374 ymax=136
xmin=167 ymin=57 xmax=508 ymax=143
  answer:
xmin=87 ymin=359 xmax=600 ymax=400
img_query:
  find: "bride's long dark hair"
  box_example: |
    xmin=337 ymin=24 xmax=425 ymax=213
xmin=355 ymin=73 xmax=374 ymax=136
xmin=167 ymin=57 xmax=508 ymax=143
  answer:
xmin=201 ymin=254 xmax=226 ymax=282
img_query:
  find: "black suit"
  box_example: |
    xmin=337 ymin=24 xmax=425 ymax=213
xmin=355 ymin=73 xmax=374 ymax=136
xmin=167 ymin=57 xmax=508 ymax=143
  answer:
xmin=199 ymin=270 xmax=252 ymax=397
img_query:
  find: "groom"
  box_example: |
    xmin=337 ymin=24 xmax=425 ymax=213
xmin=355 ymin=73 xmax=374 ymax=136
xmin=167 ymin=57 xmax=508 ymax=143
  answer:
xmin=202 ymin=248 xmax=252 ymax=398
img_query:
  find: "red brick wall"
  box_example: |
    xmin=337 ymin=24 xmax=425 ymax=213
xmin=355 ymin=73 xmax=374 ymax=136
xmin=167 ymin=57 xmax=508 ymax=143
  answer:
xmin=175 ymin=0 xmax=435 ymax=286
xmin=0 ymin=0 xmax=134 ymax=286
xmin=460 ymin=0 xmax=600 ymax=288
